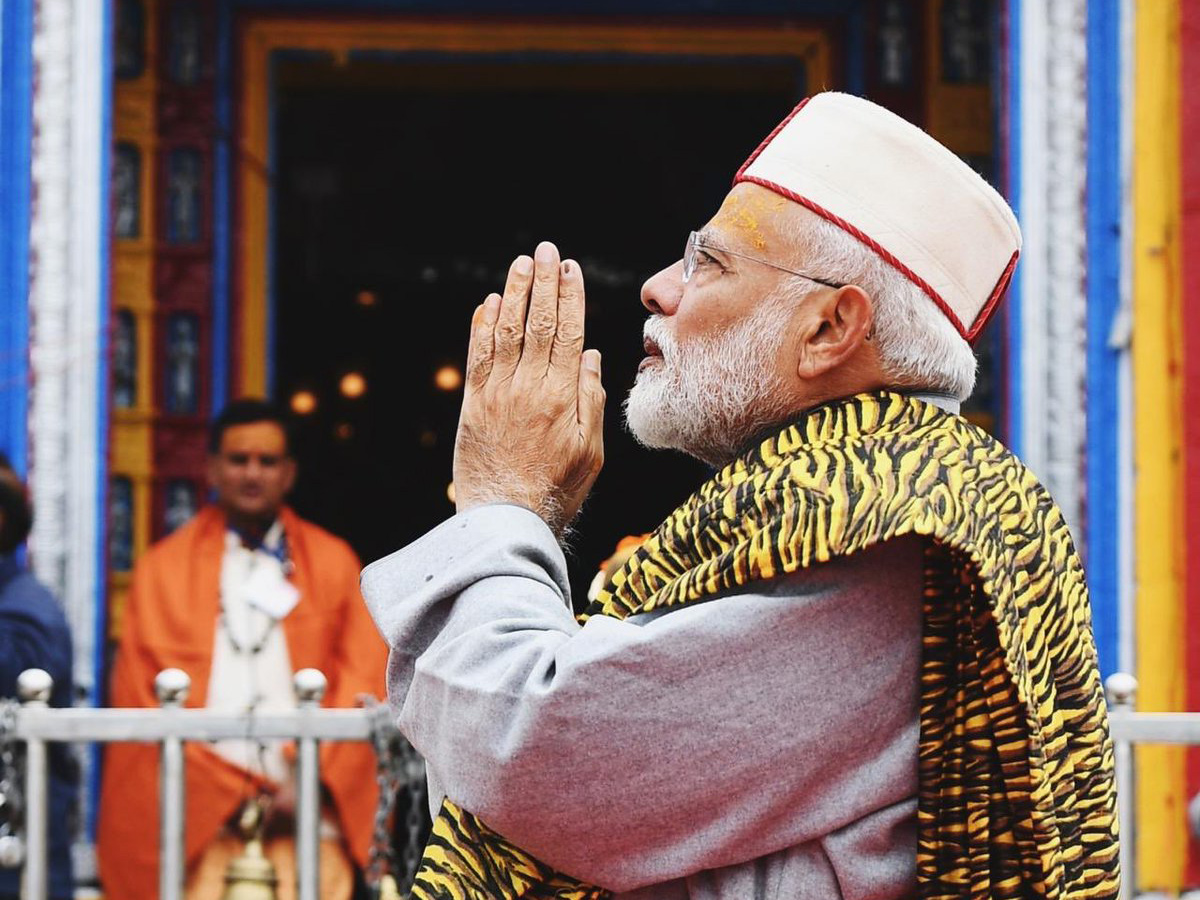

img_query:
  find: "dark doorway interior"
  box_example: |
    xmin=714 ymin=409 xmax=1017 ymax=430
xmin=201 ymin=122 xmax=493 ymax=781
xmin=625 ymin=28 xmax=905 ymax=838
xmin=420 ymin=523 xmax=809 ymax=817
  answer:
xmin=273 ymin=55 xmax=806 ymax=601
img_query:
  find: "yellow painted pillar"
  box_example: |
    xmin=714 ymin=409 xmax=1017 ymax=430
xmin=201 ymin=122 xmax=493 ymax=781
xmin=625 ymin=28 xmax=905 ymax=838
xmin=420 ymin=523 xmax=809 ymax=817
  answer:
xmin=1132 ymin=0 xmax=1186 ymax=890
xmin=110 ymin=0 xmax=159 ymax=637
xmin=239 ymin=27 xmax=271 ymax=398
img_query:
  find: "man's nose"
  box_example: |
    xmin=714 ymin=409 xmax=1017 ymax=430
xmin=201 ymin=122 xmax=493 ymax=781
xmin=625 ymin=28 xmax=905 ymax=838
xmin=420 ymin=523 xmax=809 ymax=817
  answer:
xmin=640 ymin=260 xmax=685 ymax=316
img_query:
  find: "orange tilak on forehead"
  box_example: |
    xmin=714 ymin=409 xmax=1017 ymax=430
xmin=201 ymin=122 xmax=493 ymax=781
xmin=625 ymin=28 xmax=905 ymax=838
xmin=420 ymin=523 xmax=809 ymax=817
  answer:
xmin=709 ymin=191 xmax=789 ymax=252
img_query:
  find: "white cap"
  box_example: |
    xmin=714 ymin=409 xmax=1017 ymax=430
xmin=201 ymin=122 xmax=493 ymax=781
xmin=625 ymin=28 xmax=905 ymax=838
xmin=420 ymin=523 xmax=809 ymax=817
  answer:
xmin=735 ymin=92 xmax=1021 ymax=343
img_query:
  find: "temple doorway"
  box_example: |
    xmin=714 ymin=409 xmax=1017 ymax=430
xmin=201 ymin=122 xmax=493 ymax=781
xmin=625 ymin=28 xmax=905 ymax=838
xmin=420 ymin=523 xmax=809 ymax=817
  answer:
xmin=109 ymin=6 xmax=1004 ymax=612
xmin=271 ymin=56 xmax=809 ymax=596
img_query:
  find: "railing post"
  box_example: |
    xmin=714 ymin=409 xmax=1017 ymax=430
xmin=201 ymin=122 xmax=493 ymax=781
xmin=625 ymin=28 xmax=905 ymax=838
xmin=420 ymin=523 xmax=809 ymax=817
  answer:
xmin=155 ymin=669 xmax=190 ymax=900
xmin=294 ymin=669 xmax=327 ymax=900
xmin=17 ymin=669 xmax=52 ymax=900
xmin=1105 ymin=672 xmax=1137 ymax=900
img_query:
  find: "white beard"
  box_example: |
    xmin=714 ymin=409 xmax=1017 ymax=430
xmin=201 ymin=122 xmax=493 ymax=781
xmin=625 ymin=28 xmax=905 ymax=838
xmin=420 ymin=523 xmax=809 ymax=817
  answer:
xmin=624 ymin=300 xmax=795 ymax=467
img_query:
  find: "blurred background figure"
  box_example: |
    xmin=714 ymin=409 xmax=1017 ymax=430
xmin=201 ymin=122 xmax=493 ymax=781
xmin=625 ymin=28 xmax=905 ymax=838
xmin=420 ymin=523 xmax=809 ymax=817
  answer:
xmin=97 ymin=400 xmax=386 ymax=900
xmin=0 ymin=454 xmax=75 ymax=900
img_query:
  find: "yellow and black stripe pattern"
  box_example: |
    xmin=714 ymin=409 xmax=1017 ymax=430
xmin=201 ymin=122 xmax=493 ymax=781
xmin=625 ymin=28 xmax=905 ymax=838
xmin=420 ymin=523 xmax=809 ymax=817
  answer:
xmin=411 ymin=391 xmax=1119 ymax=899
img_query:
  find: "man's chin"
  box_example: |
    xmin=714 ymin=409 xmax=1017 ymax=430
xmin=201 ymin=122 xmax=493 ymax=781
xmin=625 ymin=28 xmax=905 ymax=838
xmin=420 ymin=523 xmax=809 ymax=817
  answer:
xmin=625 ymin=382 xmax=768 ymax=468
xmin=624 ymin=385 xmax=690 ymax=455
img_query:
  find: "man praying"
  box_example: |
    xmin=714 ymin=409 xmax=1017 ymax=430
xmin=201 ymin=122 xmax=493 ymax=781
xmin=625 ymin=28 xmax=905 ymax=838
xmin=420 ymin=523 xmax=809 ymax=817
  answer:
xmin=363 ymin=91 xmax=1119 ymax=899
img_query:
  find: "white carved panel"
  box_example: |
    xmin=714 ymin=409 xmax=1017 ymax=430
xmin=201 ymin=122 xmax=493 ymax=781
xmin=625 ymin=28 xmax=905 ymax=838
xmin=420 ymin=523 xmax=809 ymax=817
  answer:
xmin=1017 ymin=0 xmax=1090 ymax=543
xmin=28 ymin=0 xmax=107 ymax=881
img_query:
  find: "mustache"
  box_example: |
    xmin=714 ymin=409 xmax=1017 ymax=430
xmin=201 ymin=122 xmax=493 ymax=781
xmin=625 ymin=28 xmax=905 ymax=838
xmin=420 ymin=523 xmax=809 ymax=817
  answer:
xmin=642 ymin=317 xmax=676 ymax=359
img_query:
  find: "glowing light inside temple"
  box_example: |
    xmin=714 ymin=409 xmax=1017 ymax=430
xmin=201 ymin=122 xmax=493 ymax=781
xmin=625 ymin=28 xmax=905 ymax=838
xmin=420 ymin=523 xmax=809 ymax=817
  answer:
xmin=340 ymin=372 xmax=367 ymax=398
xmin=356 ymin=290 xmax=378 ymax=308
xmin=446 ymin=482 xmax=456 ymax=504
xmin=335 ymin=422 xmax=354 ymax=441
xmin=290 ymin=391 xmax=317 ymax=415
xmin=434 ymin=365 xmax=463 ymax=392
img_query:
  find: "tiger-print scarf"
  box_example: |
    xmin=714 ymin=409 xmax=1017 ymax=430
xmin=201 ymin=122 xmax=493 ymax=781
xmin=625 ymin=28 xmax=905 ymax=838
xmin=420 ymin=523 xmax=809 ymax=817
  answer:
xmin=409 ymin=391 xmax=1120 ymax=899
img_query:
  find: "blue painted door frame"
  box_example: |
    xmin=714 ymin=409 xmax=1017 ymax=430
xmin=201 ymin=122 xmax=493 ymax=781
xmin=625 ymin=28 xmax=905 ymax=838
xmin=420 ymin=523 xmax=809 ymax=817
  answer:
xmin=1006 ymin=0 xmax=1123 ymax=676
xmin=0 ymin=0 xmax=33 ymax=476
xmin=1084 ymin=0 xmax=1123 ymax=678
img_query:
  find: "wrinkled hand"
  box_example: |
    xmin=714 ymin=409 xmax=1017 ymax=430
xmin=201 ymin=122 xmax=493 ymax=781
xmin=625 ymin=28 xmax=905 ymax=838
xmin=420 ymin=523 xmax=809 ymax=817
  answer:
xmin=453 ymin=241 xmax=605 ymax=537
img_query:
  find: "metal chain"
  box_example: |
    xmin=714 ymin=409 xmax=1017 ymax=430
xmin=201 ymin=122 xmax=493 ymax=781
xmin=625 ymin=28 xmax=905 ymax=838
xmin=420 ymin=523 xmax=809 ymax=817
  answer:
xmin=362 ymin=697 xmax=431 ymax=895
xmin=363 ymin=698 xmax=402 ymax=896
xmin=399 ymin=742 xmax=428 ymax=887
xmin=0 ymin=699 xmax=26 ymax=868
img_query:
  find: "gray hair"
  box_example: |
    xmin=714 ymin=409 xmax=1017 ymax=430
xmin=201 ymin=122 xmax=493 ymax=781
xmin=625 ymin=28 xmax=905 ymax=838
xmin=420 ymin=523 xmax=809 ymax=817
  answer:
xmin=788 ymin=214 xmax=978 ymax=401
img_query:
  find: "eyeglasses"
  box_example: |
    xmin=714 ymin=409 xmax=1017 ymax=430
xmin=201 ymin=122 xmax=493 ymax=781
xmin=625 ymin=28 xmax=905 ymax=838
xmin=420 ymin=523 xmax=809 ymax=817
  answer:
xmin=682 ymin=230 xmax=845 ymax=289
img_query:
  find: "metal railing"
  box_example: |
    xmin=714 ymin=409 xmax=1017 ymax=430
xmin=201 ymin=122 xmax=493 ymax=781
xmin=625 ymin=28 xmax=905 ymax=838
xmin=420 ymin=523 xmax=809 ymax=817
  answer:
xmin=2 ymin=669 xmax=1197 ymax=900
xmin=6 ymin=666 xmax=410 ymax=900
xmin=1104 ymin=672 xmax=1200 ymax=900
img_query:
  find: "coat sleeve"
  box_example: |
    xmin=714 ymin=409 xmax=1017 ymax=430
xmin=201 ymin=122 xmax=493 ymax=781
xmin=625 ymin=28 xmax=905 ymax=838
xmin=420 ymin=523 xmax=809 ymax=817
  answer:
xmin=361 ymin=504 xmax=922 ymax=892
xmin=317 ymin=539 xmax=389 ymax=867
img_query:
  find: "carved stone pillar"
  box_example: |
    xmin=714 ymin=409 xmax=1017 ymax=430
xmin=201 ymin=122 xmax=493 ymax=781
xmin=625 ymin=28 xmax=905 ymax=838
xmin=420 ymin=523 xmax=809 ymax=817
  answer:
xmin=27 ymin=0 xmax=108 ymax=880
xmin=1016 ymin=0 xmax=1090 ymax=542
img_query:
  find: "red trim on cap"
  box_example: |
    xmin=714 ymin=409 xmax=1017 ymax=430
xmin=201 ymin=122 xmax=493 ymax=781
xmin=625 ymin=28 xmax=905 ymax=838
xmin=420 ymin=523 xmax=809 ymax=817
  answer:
xmin=734 ymin=96 xmax=812 ymax=182
xmin=734 ymin=174 xmax=971 ymax=340
xmin=966 ymin=249 xmax=1019 ymax=342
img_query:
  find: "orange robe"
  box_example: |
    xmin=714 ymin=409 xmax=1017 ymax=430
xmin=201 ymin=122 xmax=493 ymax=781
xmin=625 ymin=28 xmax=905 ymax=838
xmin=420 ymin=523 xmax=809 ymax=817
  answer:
xmin=97 ymin=506 xmax=388 ymax=900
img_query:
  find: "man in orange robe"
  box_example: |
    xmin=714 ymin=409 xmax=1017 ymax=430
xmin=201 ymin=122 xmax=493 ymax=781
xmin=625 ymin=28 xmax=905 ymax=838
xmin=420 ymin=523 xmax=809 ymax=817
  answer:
xmin=98 ymin=399 xmax=387 ymax=900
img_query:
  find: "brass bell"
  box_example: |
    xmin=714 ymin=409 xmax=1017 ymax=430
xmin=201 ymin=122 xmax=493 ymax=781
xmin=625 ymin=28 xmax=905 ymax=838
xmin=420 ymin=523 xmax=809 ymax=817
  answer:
xmin=220 ymin=800 xmax=278 ymax=900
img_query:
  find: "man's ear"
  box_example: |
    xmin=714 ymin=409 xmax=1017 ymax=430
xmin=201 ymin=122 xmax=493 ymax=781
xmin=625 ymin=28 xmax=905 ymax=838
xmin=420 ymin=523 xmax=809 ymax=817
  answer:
xmin=206 ymin=454 xmax=220 ymax=490
xmin=796 ymin=285 xmax=874 ymax=380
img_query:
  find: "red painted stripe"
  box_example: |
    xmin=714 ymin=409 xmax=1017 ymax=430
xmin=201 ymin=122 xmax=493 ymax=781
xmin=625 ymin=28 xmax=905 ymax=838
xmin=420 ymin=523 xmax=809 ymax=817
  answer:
xmin=1180 ymin=0 xmax=1200 ymax=885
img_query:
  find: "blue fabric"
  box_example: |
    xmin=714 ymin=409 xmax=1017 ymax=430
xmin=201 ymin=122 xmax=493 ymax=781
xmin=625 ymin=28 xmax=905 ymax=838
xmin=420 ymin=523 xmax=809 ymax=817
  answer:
xmin=0 ymin=555 xmax=75 ymax=899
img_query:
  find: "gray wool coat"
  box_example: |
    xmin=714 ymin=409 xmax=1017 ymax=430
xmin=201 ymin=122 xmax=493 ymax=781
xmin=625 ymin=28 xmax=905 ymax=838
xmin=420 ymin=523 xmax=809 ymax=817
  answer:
xmin=362 ymin=500 xmax=923 ymax=899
